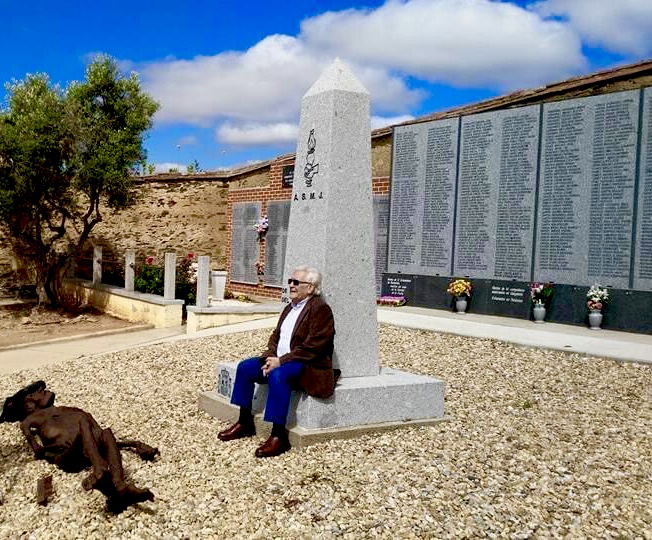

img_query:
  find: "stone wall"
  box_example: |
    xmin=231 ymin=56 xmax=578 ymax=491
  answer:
xmin=90 ymin=176 xmax=230 ymax=270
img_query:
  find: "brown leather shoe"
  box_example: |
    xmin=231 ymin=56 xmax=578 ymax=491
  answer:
xmin=255 ymin=436 xmax=291 ymax=458
xmin=218 ymin=422 xmax=255 ymax=441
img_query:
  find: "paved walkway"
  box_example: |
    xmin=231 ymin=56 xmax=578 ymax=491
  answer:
xmin=1 ymin=306 xmax=650 ymax=374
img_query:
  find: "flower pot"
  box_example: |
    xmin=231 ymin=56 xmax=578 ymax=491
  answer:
xmin=588 ymin=310 xmax=603 ymax=330
xmin=211 ymin=270 xmax=227 ymax=301
xmin=533 ymin=303 xmax=546 ymax=323
xmin=455 ymin=297 xmax=468 ymax=313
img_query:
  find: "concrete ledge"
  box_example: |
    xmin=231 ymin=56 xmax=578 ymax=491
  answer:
xmin=199 ymin=390 xmax=450 ymax=448
xmin=0 ymin=323 xmax=153 ymax=352
xmin=62 ymin=279 xmax=184 ymax=328
xmin=199 ymin=361 xmax=446 ymax=447
xmin=186 ymin=302 xmax=283 ymax=334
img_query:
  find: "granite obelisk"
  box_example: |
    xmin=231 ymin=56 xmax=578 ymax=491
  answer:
xmin=281 ymin=58 xmax=379 ymax=378
xmin=199 ymin=60 xmax=444 ymax=443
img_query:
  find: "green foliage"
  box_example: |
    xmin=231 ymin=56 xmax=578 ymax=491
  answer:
xmin=175 ymin=256 xmax=196 ymax=305
xmin=134 ymin=256 xmax=196 ymax=305
xmin=0 ymin=55 xmax=159 ymax=307
xmin=134 ymin=264 xmax=164 ymax=295
xmin=186 ymin=159 xmax=202 ymax=174
xmin=224 ymin=289 xmax=252 ymax=302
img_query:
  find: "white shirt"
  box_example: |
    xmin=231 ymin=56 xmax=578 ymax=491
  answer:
xmin=277 ymin=297 xmax=309 ymax=357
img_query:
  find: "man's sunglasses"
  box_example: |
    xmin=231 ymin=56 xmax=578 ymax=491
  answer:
xmin=288 ymin=278 xmax=312 ymax=286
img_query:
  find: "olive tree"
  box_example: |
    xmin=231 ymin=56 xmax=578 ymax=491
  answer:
xmin=0 ymin=56 xmax=158 ymax=306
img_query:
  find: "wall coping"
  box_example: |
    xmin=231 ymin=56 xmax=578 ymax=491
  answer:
xmin=66 ymin=278 xmax=184 ymax=306
xmin=187 ymin=302 xmax=283 ymax=314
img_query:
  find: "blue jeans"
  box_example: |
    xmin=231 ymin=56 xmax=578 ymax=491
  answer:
xmin=230 ymin=357 xmax=304 ymax=425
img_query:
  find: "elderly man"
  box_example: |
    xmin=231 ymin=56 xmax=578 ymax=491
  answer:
xmin=218 ymin=265 xmax=337 ymax=457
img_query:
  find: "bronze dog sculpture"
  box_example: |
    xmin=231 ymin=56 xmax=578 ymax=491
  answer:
xmin=0 ymin=381 xmax=158 ymax=513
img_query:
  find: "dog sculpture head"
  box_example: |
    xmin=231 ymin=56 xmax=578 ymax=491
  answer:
xmin=0 ymin=380 xmax=54 ymax=423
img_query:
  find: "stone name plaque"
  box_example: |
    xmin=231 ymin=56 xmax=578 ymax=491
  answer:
xmin=373 ymin=195 xmax=390 ymax=295
xmin=230 ymin=202 xmax=260 ymax=284
xmin=453 ymin=105 xmax=539 ymax=279
xmin=634 ymin=87 xmax=652 ymax=291
xmin=535 ymin=91 xmax=640 ymax=288
xmin=264 ymin=201 xmax=291 ymax=287
xmin=388 ymin=119 xmax=459 ymax=275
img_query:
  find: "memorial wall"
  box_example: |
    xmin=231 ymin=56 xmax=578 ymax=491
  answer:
xmin=229 ymin=202 xmax=260 ymax=284
xmin=634 ymin=87 xmax=652 ymax=291
xmin=535 ymin=91 xmax=639 ymax=289
xmin=373 ymin=195 xmax=390 ymax=295
xmin=264 ymin=201 xmax=291 ymax=287
xmin=232 ymin=197 xmax=389 ymax=292
xmin=388 ymin=119 xmax=458 ymax=275
xmin=387 ymin=87 xmax=652 ymax=291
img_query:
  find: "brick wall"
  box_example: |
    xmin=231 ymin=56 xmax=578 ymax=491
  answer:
xmin=225 ymin=142 xmax=391 ymax=301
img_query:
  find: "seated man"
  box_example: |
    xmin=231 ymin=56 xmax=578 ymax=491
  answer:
xmin=218 ymin=265 xmax=337 ymax=457
xmin=0 ymin=380 xmax=158 ymax=513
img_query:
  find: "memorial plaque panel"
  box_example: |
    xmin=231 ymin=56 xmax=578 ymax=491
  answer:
xmin=264 ymin=201 xmax=291 ymax=287
xmin=388 ymin=119 xmax=458 ymax=275
xmin=488 ymin=282 xmax=529 ymax=318
xmin=535 ymin=91 xmax=640 ymax=288
xmin=382 ymin=274 xmax=414 ymax=300
xmin=453 ymin=105 xmax=539 ymax=279
xmin=230 ymin=202 xmax=260 ymax=284
xmin=634 ymin=87 xmax=652 ymax=291
xmin=282 ymin=166 xmax=294 ymax=188
xmin=373 ymin=195 xmax=390 ymax=296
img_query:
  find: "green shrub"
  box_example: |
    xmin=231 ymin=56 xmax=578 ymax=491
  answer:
xmin=175 ymin=256 xmax=197 ymax=305
xmin=134 ymin=264 xmax=164 ymax=295
xmin=134 ymin=256 xmax=196 ymax=305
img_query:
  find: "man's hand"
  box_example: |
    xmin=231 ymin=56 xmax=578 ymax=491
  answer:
xmin=262 ymin=356 xmax=280 ymax=376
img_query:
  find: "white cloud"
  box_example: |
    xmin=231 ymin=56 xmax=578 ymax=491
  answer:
xmin=371 ymin=114 xmax=415 ymax=129
xmin=135 ymin=0 xmax=609 ymax=144
xmin=154 ymin=162 xmax=186 ymax=173
xmin=176 ymin=135 xmax=198 ymax=146
xmin=140 ymin=33 xmax=421 ymax=127
xmin=217 ymin=122 xmax=299 ymax=146
xmin=300 ymin=0 xmax=585 ymax=89
xmin=141 ymin=36 xmax=316 ymax=126
xmin=532 ymin=0 xmax=652 ymax=55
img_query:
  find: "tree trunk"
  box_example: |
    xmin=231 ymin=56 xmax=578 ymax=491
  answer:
xmin=46 ymin=255 xmax=72 ymax=309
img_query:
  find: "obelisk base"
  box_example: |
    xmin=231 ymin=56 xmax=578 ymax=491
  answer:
xmin=199 ymin=363 xmax=446 ymax=448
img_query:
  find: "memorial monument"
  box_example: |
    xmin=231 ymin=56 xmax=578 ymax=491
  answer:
xmin=199 ymin=59 xmax=445 ymax=444
xmin=383 ymin=86 xmax=652 ymax=331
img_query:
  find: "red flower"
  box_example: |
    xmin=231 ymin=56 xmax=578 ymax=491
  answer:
xmin=146 ymin=256 xmax=155 ymax=265
xmin=187 ymin=253 xmax=195 ymax=260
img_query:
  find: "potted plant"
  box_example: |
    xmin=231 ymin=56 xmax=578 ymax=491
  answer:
xmin=447 ymin=278 xmax=472 ymax=313
xmin=529 ymin=282 xmax=555 ymax=323
xmin=586 ymin=284 xmax=609 ymax=330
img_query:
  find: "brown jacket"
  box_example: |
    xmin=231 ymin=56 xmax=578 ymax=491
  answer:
xmin=262 ymin=295 xmax=336 ymax=398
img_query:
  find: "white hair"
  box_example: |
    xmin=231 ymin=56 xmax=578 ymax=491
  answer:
xmin=293 ymin=266 xmax=322 ymax=295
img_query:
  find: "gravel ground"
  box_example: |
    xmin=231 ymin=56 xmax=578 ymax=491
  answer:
xmin=0 ymin=325 xmax=650 ymax=539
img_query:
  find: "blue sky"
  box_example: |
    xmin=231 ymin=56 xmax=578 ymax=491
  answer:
xmin=3 ymin=0 xmax=651 ymax=172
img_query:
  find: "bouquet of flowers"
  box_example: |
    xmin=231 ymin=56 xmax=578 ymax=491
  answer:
xmin=376 ymin=295 xmax=407 ymax=307
xmin=587 ymin=284 xmax=609 ymax=312
xmin=254 ymin=215 xmax=269 ymax=235
xmin=530 ymin=282 xmax=555 ymax=305
xmin=447 ymin=278 xmax=472 ymax=298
